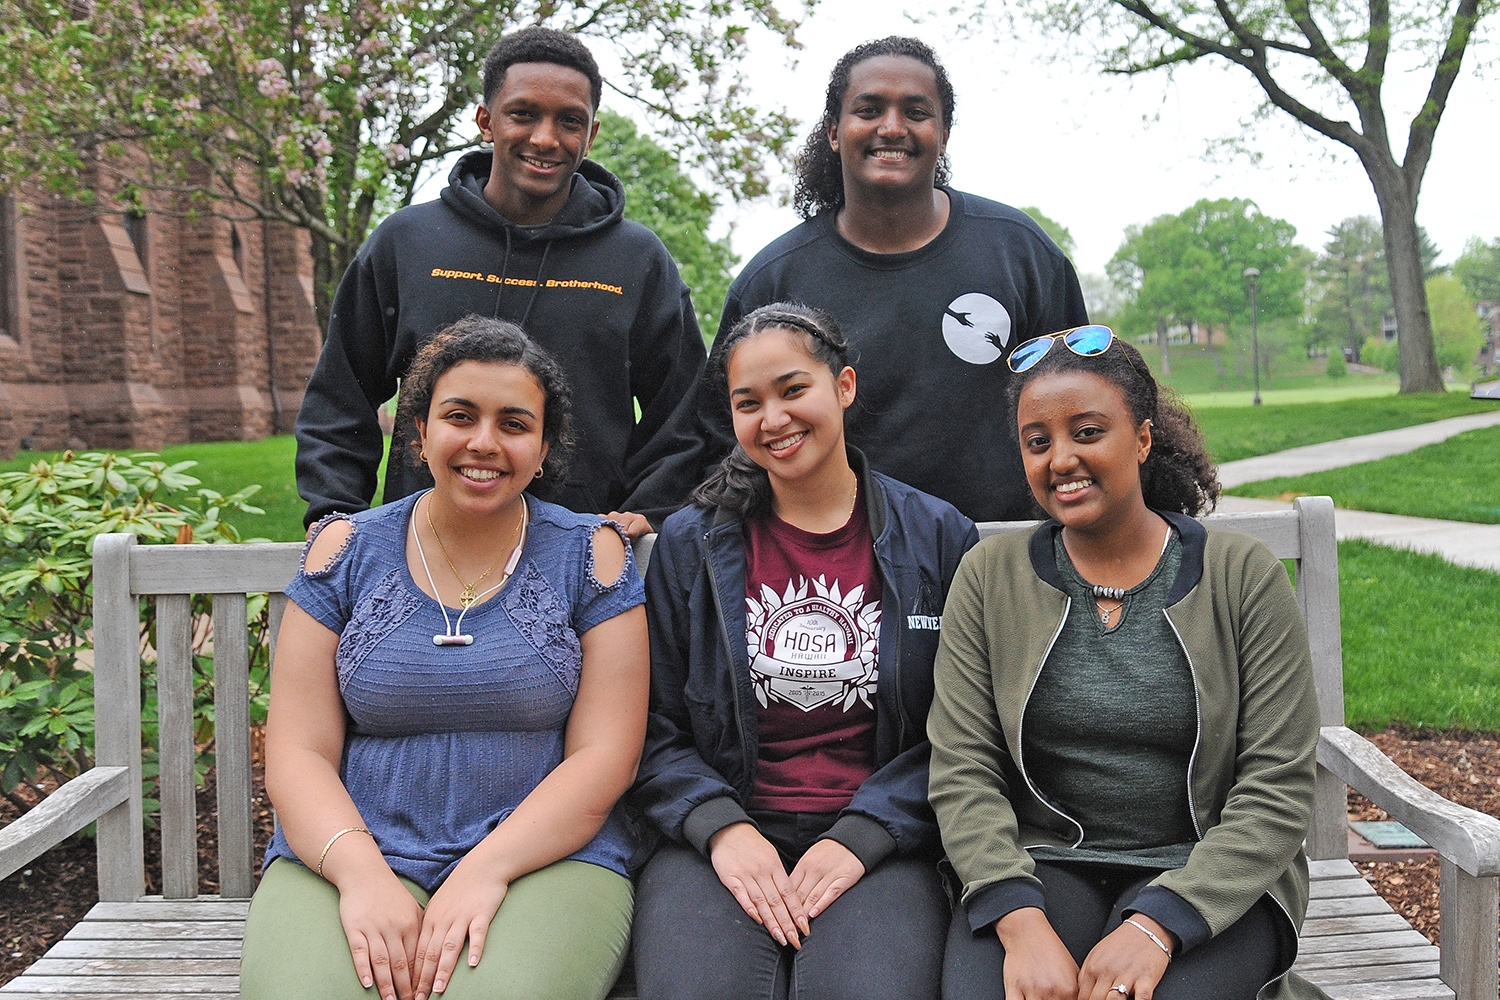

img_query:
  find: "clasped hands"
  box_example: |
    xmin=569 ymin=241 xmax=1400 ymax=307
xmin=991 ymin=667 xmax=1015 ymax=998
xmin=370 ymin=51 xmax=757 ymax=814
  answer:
xmin=335 ymin=850 xmax=514 ymax=1000
xmin=996 ymin=907 xmax=1176 ymax=1000
xmin=708 ymin=821 xmax=866 ymax=948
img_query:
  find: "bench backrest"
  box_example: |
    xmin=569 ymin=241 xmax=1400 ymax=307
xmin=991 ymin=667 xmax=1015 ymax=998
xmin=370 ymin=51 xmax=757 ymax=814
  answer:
xmin=88 ymin=495 xmax=1345 ymax=902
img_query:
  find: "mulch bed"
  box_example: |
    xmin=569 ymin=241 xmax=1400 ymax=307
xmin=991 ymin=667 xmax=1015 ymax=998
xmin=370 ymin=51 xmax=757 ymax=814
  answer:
xmin=2 ymin=726 xmax=1498 ymax=988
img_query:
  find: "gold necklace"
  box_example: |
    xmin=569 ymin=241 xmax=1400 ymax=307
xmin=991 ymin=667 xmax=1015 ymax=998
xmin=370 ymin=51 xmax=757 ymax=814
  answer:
xmin=425 ymin=495 xmax=523 ymax=608
xmin=845 ymin=473 xmax=859 ymax=521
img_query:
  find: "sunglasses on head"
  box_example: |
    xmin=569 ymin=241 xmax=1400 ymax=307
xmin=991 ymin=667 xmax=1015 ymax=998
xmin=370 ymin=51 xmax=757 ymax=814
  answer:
xmin=1007 ymin=325 xmax=1117 ymax=373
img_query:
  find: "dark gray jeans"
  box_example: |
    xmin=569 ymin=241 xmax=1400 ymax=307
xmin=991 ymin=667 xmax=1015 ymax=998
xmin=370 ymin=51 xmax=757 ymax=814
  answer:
xmin=942 ymin=860 xmax=1280 ymax=1000
xmin=633 ymin=811 xmax=948 ymax=1000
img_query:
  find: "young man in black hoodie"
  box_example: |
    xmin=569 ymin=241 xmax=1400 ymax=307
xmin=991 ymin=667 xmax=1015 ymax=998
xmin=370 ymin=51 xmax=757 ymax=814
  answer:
xmin=295 ymin=28 xmax=705 ymax=534
xmin=710 ymin=37 xmax=1089 ymax=523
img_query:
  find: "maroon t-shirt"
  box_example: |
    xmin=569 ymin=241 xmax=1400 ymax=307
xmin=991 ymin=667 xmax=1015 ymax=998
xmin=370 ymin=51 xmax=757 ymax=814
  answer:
xmin=743 ymin=499 xmax=880 ymax=813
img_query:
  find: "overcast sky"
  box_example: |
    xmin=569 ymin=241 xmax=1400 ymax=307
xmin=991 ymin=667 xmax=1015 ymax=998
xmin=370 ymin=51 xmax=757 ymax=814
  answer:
xmin=690 ymin=0 xmax=1500 ymax=280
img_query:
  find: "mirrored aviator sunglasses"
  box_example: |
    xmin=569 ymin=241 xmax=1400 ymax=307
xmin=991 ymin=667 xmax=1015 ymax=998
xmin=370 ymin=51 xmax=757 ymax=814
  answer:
xmin=1007 ymin=325 xmax=1117 ymax=373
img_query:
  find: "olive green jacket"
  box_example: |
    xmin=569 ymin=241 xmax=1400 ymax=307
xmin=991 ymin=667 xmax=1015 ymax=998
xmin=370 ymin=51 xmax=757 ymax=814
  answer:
xmin=928 ymin=514 xmax=1327 ymax=1000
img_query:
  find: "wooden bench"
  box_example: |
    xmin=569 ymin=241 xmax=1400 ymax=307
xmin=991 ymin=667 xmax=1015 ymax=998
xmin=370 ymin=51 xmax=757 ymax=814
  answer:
xmin=2 ymin=496 xmax=1498 ymax=999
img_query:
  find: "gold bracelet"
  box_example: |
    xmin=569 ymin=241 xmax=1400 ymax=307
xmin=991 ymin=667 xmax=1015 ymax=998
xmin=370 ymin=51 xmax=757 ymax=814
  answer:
xmin=1124 ymin=917 xmax=1173 ymax=958
xmin=316 ymin=826 xmax=374 ymax=879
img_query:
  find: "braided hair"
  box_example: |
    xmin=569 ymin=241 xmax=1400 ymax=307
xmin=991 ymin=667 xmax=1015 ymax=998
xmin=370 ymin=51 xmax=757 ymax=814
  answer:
xmin=793 ymin=36 xmax=956 ymax=220
xmin=691 ymin=303 xmax=852 ymax=518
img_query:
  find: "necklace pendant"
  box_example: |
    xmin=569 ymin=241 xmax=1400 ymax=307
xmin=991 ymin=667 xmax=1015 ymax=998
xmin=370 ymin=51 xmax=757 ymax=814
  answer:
xmin=459 ymin=588 xmax=476 ymax=609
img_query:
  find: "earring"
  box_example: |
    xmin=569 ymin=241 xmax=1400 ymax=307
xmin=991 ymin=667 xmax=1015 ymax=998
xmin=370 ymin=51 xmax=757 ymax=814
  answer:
xmin=419 ymin=450 xmax=427 ymax=464
xmin=533 ymin=467 xmax=544 ymax=479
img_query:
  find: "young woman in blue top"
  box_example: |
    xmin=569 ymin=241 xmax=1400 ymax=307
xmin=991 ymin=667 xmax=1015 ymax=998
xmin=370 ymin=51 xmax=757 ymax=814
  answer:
xmin=241 ymin=317 xmax=648 ymax=1000
xmin=630 ymin=303 xmax=977 ymax=1000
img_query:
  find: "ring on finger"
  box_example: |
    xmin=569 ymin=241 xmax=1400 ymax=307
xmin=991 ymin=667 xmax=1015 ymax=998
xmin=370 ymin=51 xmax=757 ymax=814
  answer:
xmin=1111 ymin=986 xmax=1129 ymax=996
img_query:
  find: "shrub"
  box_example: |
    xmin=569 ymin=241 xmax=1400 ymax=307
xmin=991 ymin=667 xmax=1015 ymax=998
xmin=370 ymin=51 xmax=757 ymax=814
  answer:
xmin=0 ymin=451 xmax=266 ymax=819
xmin=1325 ymin=350 xmax=1348 ymax=377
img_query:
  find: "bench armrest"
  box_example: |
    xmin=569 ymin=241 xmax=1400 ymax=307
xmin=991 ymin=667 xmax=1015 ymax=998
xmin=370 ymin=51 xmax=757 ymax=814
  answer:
xmin=0 ymin=766 xmax=132 ymax=881
xmin=1318 ymin=725 xmax=1500 ymax=876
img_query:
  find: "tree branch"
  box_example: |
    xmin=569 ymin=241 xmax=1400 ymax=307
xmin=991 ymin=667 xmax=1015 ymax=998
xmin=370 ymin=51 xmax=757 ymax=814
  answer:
xmin=1402 ymin=0 xmax=1481 ymax=193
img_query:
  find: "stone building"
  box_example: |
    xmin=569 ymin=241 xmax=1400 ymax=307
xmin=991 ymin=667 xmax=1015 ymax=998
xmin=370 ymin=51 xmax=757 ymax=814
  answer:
xmin=0 ymin=185 xmax=322 ymax=460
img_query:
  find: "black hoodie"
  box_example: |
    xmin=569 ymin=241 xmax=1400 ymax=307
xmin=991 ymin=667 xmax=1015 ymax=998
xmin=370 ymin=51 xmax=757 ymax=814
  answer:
xmin=294 ymin=150 xmax=707 ymax=526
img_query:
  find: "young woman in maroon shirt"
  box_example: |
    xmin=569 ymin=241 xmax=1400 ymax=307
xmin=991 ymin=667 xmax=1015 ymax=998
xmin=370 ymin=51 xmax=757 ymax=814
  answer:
xmin=629 ymin=303 xmax=977 ymax=1000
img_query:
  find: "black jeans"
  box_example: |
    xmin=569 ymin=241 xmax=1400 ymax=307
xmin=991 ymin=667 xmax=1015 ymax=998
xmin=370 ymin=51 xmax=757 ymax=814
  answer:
xmin=633 ymin=810 xmax=949 ymax=1000
xmin=942 ymin=861 xmax=1281 ymax=1000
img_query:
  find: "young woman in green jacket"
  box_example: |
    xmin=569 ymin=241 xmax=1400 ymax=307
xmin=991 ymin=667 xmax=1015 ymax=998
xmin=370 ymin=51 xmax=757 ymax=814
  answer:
xmin=928 ymin=327 xmax=1326 ymax=1000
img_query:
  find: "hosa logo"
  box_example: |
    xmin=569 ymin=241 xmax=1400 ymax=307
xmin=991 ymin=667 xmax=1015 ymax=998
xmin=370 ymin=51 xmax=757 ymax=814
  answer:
xmin=907 ymin=615 xmax=942 ymax=631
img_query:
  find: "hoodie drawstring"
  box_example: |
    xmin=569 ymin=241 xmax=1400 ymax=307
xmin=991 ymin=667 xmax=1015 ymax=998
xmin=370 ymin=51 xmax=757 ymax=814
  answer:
xmin=520 ymin=240 xmax=551 ymax=329
xmin=489 ymin=229 xmax=552 ymax=331
xmin=491 ymin=228 xmax=513 ymax=319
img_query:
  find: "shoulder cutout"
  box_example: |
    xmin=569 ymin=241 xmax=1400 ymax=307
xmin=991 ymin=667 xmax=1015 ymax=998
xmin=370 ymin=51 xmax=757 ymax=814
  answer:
xmin=303 ymin=516 xmax=355 ymax=577
xmin=590 ymin=521 xmax=629 ymax=588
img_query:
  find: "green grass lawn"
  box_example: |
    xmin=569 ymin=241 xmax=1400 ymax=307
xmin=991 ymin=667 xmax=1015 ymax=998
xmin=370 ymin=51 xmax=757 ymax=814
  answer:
xmin=1192 ymin=392 xmax=1500 ymax=464
xmin=1339 ymin=540 xmax=1500 ymax=730
xmin=1229 ymin=424 xmax=1500 ymax=524
xmin=1145 ymin=343 xmax=1399 ymax=398
xmin=0 ymin=436 xmax=389 ymax=542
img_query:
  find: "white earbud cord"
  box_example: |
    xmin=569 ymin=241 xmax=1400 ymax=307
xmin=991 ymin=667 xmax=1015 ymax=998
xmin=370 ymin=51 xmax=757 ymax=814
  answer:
xmin=411 ymin=492 xmax=529 ymax=645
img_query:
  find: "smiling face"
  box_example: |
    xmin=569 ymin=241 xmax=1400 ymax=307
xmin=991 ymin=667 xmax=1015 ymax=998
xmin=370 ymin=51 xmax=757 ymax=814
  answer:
xmin=1017 ymin=370 xmax=1153 ymax=534
xmin=416 ymin=360 xmax=549 ymax=519
xmin=476 ymin=61 xmax=600 ymax=226
xmin=829 ymin=54 xmax=947 ymax=205
xmin=727 ymin=328 xmax=856 ymax=493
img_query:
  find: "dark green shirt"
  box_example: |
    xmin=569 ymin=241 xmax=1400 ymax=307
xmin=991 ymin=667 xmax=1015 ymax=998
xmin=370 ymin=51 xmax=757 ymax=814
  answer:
xmin=1024 ymin=529 xmax=1198 ymax=868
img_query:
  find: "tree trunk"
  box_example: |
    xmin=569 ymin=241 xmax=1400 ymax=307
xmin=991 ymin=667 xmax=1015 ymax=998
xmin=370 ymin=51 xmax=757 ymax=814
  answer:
xmin=1362 ymin=157 xmax=1445 ymax=392
xmin=1157 ymin=316 xmax=1171 ymax=376
xmin=311 ymin=230 xmax=337 ymax=339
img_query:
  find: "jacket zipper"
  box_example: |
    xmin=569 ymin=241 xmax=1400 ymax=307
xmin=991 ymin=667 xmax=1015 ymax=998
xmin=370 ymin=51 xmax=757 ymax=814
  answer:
xmin=704 ymin=532 xmax=755 ymax=784
xmin=1016 ymin=597 xmax=1086 ymax=847
xmin=1162 ymin=609 xmax=1206 ymax=839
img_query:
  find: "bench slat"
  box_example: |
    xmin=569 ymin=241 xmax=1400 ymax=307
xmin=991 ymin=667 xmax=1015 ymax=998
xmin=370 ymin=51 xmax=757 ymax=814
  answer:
xmin=1302 ymin=912 xmax=1421 ymax=935
xmin=1295 ymin=944 xmax=1442 ymax=970
xmin=1309 ymin=859 xmax=1362 ymax=881
xmin=1302 ymin=961 xmax=1443 ymax=985
xmin=0 ymin=975 xmax=238 ymax=993
xmin=1299 ymin=929 xmax=1441 ymax=955
xmin=213 ymin=593 xmax=254 ymax=899
xmin=23 ymin=958 xmax=240 ymax=977
xmin=63 ymin=921 xmax=244 ymax=941
xmin=155 ymin=594 xmax=198 ymax=900
xmin=84 ymin=900 xmax=249 ymax=921
xmin=1320 ymin=979 xmax=1455 ymax=1000
xmin=42 ymin=939 xmax=241 ymax=960
xmin=1307 ymin=893 xmax=1410 ymax=918
xmin=128 ymin=543 xmax=302 ymax=596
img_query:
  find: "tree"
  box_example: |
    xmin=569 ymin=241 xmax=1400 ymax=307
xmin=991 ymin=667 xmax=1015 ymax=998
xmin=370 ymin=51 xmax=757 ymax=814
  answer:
xmin=1454 ymin=237 xmax=1500 ymax=303
xmin=1312 ymin=216 xmax=1387 ymax=362
xmin=1020 ymin=206 xmax=1077 ymax=258
xmin=0 ymin=0 xmax=803 ymax=329
xmin=1425 ymin=274 xmax=1484 ymax=375
xmin=1108 ymin=212 xmax=1195 ymax=375
xmin=1109 ymin=198 xmax=1304 ymax=377
xmin=589 ymin=110 xmax=736 ymax=342
xmin=1016 ymin=0 xmax=1494 ymax=393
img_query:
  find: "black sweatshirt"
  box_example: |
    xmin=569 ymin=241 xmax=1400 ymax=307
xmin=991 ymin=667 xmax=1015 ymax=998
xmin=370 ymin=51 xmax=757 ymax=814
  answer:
xmin=711 ymin=189 xmax=1089 ymax=523
xmin=294 ymin=150 xmax=707 ymax=527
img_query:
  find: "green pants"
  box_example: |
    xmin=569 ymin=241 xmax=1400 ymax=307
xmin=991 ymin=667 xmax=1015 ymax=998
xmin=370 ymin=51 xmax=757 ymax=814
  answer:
xmin=241 ymin=858 xmax=632 ymax=1000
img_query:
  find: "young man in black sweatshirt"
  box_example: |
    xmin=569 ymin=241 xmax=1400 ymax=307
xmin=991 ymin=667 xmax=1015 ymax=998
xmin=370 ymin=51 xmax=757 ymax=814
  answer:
xmin=294 ymin=28 xmax=705 ymax=534
xmin=711 ymin=37 xmax=1089 ymax=523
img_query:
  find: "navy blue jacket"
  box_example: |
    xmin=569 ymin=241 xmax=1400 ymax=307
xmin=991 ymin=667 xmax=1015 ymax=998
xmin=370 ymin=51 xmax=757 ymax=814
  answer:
xmin=631 ymin=451 xmax=978 ymax=871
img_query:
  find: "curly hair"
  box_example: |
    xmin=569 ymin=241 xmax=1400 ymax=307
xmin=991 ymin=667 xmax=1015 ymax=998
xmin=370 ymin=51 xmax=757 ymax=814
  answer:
xmin=481 ymin=27 xmax=602 ymax=109
xmin=793 ymin=36 xmax=956 ymax=220
xmin=692 ymin=303 xmax=852 ymax=519
xmin=1005 ymin=332 xmax=1220 ymax=516
xmin=396 ymin=315 xmax=575 ymax=483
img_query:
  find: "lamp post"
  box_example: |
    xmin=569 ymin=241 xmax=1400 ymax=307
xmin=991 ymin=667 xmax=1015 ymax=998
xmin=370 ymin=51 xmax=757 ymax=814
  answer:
xmin=1242 ymin=267 xmax=1262 ymax=406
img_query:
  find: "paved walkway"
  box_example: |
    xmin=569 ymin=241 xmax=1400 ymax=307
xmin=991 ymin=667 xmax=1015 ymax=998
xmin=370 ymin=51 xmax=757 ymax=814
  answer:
xmin=1216 ymin=408 xmax=1500 ymax=488
xmin=1215 ymin=408 xmax=1500 ymax=572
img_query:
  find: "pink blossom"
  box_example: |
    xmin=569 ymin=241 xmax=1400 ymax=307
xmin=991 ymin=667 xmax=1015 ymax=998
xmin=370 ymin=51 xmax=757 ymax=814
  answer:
xmin=311 ymin=136 xmax=333 ymax=157
xmin=384 ymin=143 xmax=408 ymax=163
xmin=258 ymin=74 xmax=291 ymax=99
xmin=254 ymin=58 xmax=281 ymax=75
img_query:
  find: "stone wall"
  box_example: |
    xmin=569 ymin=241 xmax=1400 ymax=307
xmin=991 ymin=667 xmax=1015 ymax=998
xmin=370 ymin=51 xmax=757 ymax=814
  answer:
xmin=0 ymin=180 xmax=322 ymax=459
